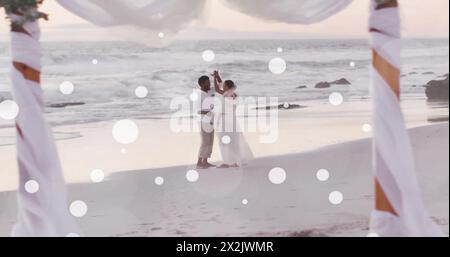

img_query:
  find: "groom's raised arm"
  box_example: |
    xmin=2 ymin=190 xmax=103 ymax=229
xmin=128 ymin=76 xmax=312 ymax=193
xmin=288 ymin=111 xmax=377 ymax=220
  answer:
xmin=213 ymin=71 xmax=225 ymax=95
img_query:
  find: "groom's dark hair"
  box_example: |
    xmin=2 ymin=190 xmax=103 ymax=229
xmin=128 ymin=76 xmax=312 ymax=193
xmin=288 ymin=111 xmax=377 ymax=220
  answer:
xmin=198 ymin=75 xmax=209 ymax=86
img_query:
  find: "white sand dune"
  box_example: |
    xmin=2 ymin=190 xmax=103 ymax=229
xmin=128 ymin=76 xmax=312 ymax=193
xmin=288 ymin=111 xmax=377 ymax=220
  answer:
xmin=0 ymin=123 xmax=448 ymax=237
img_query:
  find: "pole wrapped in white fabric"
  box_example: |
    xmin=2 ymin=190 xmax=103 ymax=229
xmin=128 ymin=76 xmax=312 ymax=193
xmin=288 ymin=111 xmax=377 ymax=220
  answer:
xmin=8 ymin=12 xmax=79 ymax=237
xmin=369 ymin=0 xmax=443 ymax=237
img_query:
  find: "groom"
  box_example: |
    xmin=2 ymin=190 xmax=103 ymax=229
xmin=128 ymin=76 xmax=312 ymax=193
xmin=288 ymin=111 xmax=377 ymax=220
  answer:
xmin=196 ymin=75 xmax=218 ymax=169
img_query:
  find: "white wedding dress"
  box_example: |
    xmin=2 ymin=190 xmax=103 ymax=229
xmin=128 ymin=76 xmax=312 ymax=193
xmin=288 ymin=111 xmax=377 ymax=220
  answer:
xmin=215 ymin=91 xmax=254 ymax=166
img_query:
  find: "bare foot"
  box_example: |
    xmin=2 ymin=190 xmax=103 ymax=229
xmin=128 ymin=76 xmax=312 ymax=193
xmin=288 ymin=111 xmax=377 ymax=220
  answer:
xmin=196 ymin=164 xmax=208 ymax=169
xmin=205 ymin=162 xmax=216 ymax=168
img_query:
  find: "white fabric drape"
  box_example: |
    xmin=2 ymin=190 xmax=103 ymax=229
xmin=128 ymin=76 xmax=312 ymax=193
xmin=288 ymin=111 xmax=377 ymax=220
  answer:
xmin=221 ymin=0 xmax=352 ymax=24
xmin=57 ymin=0 xmax=352 ymax=37
xmin=9 ymin=14 xmax=79 ymax=237
xmin=56 ymin=0 xmax=208 ymax=37
xmin=368 ymin=0 xmax=443 ymax=237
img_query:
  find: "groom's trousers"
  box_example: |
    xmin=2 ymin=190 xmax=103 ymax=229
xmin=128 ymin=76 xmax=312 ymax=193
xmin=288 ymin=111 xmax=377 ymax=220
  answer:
xmin=199 ymin=127 xmax=214 ymax=159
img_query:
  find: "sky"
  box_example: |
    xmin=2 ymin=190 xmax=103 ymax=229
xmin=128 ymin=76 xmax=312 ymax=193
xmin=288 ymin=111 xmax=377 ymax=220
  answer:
xmin=0 ymin=0 xmax=449 ymax=41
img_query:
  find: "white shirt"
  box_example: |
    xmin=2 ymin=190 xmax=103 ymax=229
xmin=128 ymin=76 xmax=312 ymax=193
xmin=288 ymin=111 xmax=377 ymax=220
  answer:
xmin=198 ymin=88 xmax=216 ymax=125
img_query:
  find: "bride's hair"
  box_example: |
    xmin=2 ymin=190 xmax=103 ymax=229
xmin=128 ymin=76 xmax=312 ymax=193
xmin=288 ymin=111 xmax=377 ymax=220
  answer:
xmin=224 ymin=80 xmax=236 ymax=90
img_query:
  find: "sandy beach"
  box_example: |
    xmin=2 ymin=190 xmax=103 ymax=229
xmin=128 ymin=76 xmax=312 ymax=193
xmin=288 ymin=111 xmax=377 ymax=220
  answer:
xmin=0 ymin=99 xmax=448 ymax=237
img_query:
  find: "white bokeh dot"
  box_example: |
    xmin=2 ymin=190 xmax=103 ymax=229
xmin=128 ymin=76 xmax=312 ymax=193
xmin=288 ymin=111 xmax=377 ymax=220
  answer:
xmin=350 ymin=61 xmax=356 ymax=67
xmin=90 ymin=169 xmax=105 ymax=183
xmin=329 ymin=191 xmax=344 ymax=205
xmin=221 ymin=135 xmax=231 ymax=145
xmin=269 ymin=57 xmax=287 ymax=75
xmin=158 ymin=32 xmax=165 ymax=38
xmin=268 ymin=167 xmax=287 ymax=185
xmin=135 ymin=86 xmax=149 ymax=98
xmin=316 ymin=169 xmax=330 ymax=182
xmin=59 ymin=81 xmax=74 ymax=95
xmin=242 ymin=199 xmax=249 ymax=205
xmin=283 ymin=102 xmax=290 ymax=109
xmin=0 ymin=100 xmax=19 ymax=120
xmin=70 ymin=200 xmax=88 ymax=218
xmin=186 ymin=170 xmax=199 ymax=183
xmin=112 ymin=120 xmax=139 ymax=145
xmin=24 ymin=180 xmax=39 ymax=194
xmin=362 ymin=124 xmax=372 ymax=133
xmin=277 ymin=47 xmax=283 ymax=53
xmin=202 ymin=50 xmax=215 ymax=62
xmin=121 ymin=148 xmax=127 ymax=154
xmin=92 ymin=59 xmax=98 ymax=65
xmin=155 ymin=176 xmax=164 ymax=186
xmin=190 ymin=92 xmax=199 ymax=102
xmin=329 ymin=92 xmax=344 ymax=106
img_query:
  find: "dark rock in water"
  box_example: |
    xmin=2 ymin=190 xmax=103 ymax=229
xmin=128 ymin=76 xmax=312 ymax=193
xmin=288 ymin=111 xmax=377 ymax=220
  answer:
xmin=48 ymin=102 xmax=85 ymax=108
xmin=0 ymin=91 xmax=11 ymax=102
xmin=439 ymin=73 xmax=449 ymax=78
xmin=330 ymin=78 xmax=351 ymax=85
xmin=256 ymin=104 xmax=307 ymax=110
xmin=297 ymin=85 xmax=307 ymax=89
xmin=428 ymin=116 xmax=449 ymax=123
xmin=401 ymin=74 xmax=407 ymax=78
xmin=422 ymin=72 xmax=435 ymax=75
xmin=278 ymin=104 xmax=306 ymax=110
xmin=425 ymin=75 xmax=449 ymax=100
xmin=315 ymin=82 xmax=331 ymax=89
xmin=409 ymin=72 xmax=418 ymax=75
xmin=315 ymin=78 xmax=351 ymax=89
xmin=288 ymin=229 xmax=326 ymax=237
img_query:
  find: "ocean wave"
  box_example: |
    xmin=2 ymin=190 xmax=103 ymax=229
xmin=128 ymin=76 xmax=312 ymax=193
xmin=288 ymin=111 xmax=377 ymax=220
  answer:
xmin=0 ymin=39 xmax=447 ymax=127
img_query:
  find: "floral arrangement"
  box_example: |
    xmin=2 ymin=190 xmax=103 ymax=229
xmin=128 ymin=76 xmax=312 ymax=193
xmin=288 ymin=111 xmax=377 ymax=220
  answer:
xmin=0 ymin=0 xmax=47 ymax=30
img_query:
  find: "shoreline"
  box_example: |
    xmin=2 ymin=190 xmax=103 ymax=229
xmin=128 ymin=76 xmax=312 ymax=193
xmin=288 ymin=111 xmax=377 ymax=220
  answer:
xmin=0 ymin=98 xmax=448 ymax=192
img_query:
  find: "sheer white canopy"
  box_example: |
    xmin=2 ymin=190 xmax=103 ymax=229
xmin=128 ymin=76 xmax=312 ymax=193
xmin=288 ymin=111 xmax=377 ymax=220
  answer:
xmin=221 ymin=0 xmax=352 ymax=24
xmin=57 ymin=0 xmax=352 ymax=38
xmin=57 ymin=0 xmax=207 ymax=28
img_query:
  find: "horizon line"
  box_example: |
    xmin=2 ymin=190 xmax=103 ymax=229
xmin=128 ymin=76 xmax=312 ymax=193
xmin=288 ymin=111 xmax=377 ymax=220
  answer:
xmin=0 ymin=37 xmax=448 ymax=43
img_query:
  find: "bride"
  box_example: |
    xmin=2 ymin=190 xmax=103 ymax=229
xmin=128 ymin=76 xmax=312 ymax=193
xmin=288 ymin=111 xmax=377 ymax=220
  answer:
xmin=212 ymin=71 xmax=254 ymax=168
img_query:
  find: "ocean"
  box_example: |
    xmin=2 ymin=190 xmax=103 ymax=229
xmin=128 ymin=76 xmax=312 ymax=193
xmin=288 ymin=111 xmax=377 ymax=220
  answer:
xmin=0 ymin=39 xmax=448 ymax=127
